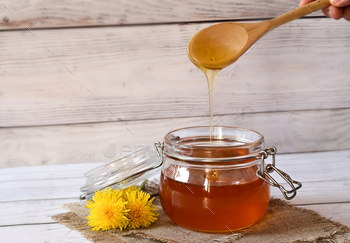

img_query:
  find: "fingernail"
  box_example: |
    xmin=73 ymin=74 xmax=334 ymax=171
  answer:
xmin=330 ymin=0 xmax=341 ymax=4
xmin=327 ymin=9 xmax=335 ymax=18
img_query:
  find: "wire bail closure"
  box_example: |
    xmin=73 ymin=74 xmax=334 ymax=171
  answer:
xmin=256 ymin=147 xmax=302 ymax=200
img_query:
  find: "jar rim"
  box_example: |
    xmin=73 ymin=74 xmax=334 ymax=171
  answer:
xmin=164 ymin=126 xmax=265 ymax=163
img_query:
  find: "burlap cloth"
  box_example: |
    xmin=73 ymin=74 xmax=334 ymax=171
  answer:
xmin=52 ymin=183 xmax=350 ymax=243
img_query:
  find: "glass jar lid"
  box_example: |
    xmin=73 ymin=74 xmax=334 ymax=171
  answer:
xmin=79 ymin=143 xmax=163 ymax=201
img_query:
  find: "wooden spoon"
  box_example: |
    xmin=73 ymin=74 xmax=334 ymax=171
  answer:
xmin=187 ymin=0 xmax=330 ymax=70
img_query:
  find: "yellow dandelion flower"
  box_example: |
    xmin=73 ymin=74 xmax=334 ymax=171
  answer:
xmin=86 ymin=188 xmax=129 ymax=231
xmin=121 ymin=185 xmax=139 ymax=200
xmin=125 ymin=189 xmax=159 ymax=229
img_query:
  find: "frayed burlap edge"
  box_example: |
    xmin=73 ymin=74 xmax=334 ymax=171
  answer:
xmin=52 ymin=198 xmax=350 ymax=243
xmin=234 ymin=199 xmax=350 ymax=243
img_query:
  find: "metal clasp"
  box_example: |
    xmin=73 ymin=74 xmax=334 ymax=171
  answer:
xmin=256 ymin=147 xmax=302 ymax=200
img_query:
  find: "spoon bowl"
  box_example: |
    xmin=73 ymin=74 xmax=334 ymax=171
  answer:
xmin=188 ymin=0 xmax=330 ymax=69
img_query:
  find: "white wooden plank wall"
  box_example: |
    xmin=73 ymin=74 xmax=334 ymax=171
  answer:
xmin=2 ymin=109 xmax=350 ymax=168
xmin=1 ymin=19 xmax=350 ymax=127
xmin=0 ymin=0 xmax=323 ymax=29
xmin=0 ymin=0 xmax=349 ymax=168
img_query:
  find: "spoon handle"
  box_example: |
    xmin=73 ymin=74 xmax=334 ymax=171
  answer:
xmin=268 ymin=0 xmax=330 ymax=28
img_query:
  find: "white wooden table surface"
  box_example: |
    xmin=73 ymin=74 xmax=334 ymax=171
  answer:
xmin=1 ymin=150 xmax=350 ymax=243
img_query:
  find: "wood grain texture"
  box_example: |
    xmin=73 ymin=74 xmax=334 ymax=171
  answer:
xmin=1 ymin=108 xmax=350 ymax=168
xmin=0 ymin=207 xmax=348 ymax=243
xmin=1 ymin=150 xmax=349 ymax=204
xmin=0 ymin=0 xmax=324 ymax=30
xmin=2 ymin=174 xmax=348 ymax=204
xmin=1 ymin=18 xmax=349 ymax=127
xmin=0 ymin=198 xmax=78 ymax=226
xmin=0 ymin=162 xmax=102 ymax=182
xmin=1 ymin=199 xmax=350 ymax=228
xmin=1 ymin=198 xmax=350 ymax=228
xmin=2 ymin=149 xmax=349 ymax=184
xmin=2 ymin=198 xmax=349 ymax=227
xmin=0 ymin=151 xmax=349 ymax=242
xmin=300 ymin=203 xmax=350 ymax=227
xmin=0 ymin=224 xmax=88 ymax=243
xmin=2 ymin=149 xmax=350 ymax=182
xmin=0 ymin=151 xmax=349 ymax=225
xmin=269 ymin=180 xmax=350 ymax=205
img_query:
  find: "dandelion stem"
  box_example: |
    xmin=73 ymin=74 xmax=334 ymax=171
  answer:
xmin=139 ymin=179 xmax=148 ymax=191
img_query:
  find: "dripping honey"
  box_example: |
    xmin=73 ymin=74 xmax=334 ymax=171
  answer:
xmin=204 ymin=68 xmax=218 ymax=143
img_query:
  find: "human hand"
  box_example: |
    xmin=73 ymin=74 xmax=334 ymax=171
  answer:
xmin=299 ymin=0 xmax=350 ymax=20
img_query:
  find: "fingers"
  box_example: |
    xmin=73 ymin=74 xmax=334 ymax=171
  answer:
xmin=321 ymin=8 xmax=329 ymax=17
xmin=329 ymin=5 xmax=344 ymax=19
xmin=330 ymin=0 xmax=350 ymax=8
xmin=343 ymin=5 xmax=350 ymax=20
xmin=322 ymin=5 xmax=343 ymax=19
xmin=300 ymin=0 xmax=350 ymax=20
xmin=299 ymin=0 xmax=315 ymax=7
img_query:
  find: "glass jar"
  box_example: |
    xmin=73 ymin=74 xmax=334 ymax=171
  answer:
xmin=80 ymin=126 xmax=301 ymax=232
xmin=159 ymin=126 xmax=270 ymax=232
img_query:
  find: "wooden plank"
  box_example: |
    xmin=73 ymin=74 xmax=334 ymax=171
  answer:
xmin=0 ymin=163 xmax=85 ymax=180
xmin=1 ymin=109 xmax=350 ymax=169
xmin=1 ymin=177 xmax=347 ymax=205
xmin=0 ymin=220 xmax=348 ymax=243
xmin=0 ymin=153 xmax=349 ymax=225
xmin=0 ymin=0 xmax=324 ymax=30
xmin=261 ymin=150 xmax=350 ymax=183
xmin=1 ymin=149 xmax=350 ymax=182
xmin=299 ymin=203 xmax=350 ymax=227
xmin=2 ymin=175 xmax=345 ymax=204
xmin=0 ymin=152 xmax=348 ymax=243
xmin=0 ymin=153 xmax=348 ymax=242
xmin=1 ymin=151 xmax=349 ymax=204
xmin=1 ymin=18 xmax=350 ymax=127
xmin=0 ymin=177 xmax=84 ymax=202
xmin=0 ymin=204 xmax=350 ymax=243
xmin=1 ymin=197 xmax=349 ymax=227
xmin=0 ymin=162 xmax=103 ymax=182
xmin=269 ymin=180 xmax=350 ymax=205
xmin=0 ymin=223 xmax=89 ymax=243
xmin=0 ymin=198 xmax=78 ymax=226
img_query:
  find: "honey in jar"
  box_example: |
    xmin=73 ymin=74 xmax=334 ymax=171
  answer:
xmin=159 ymin=126 xmax=270 ymax=233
